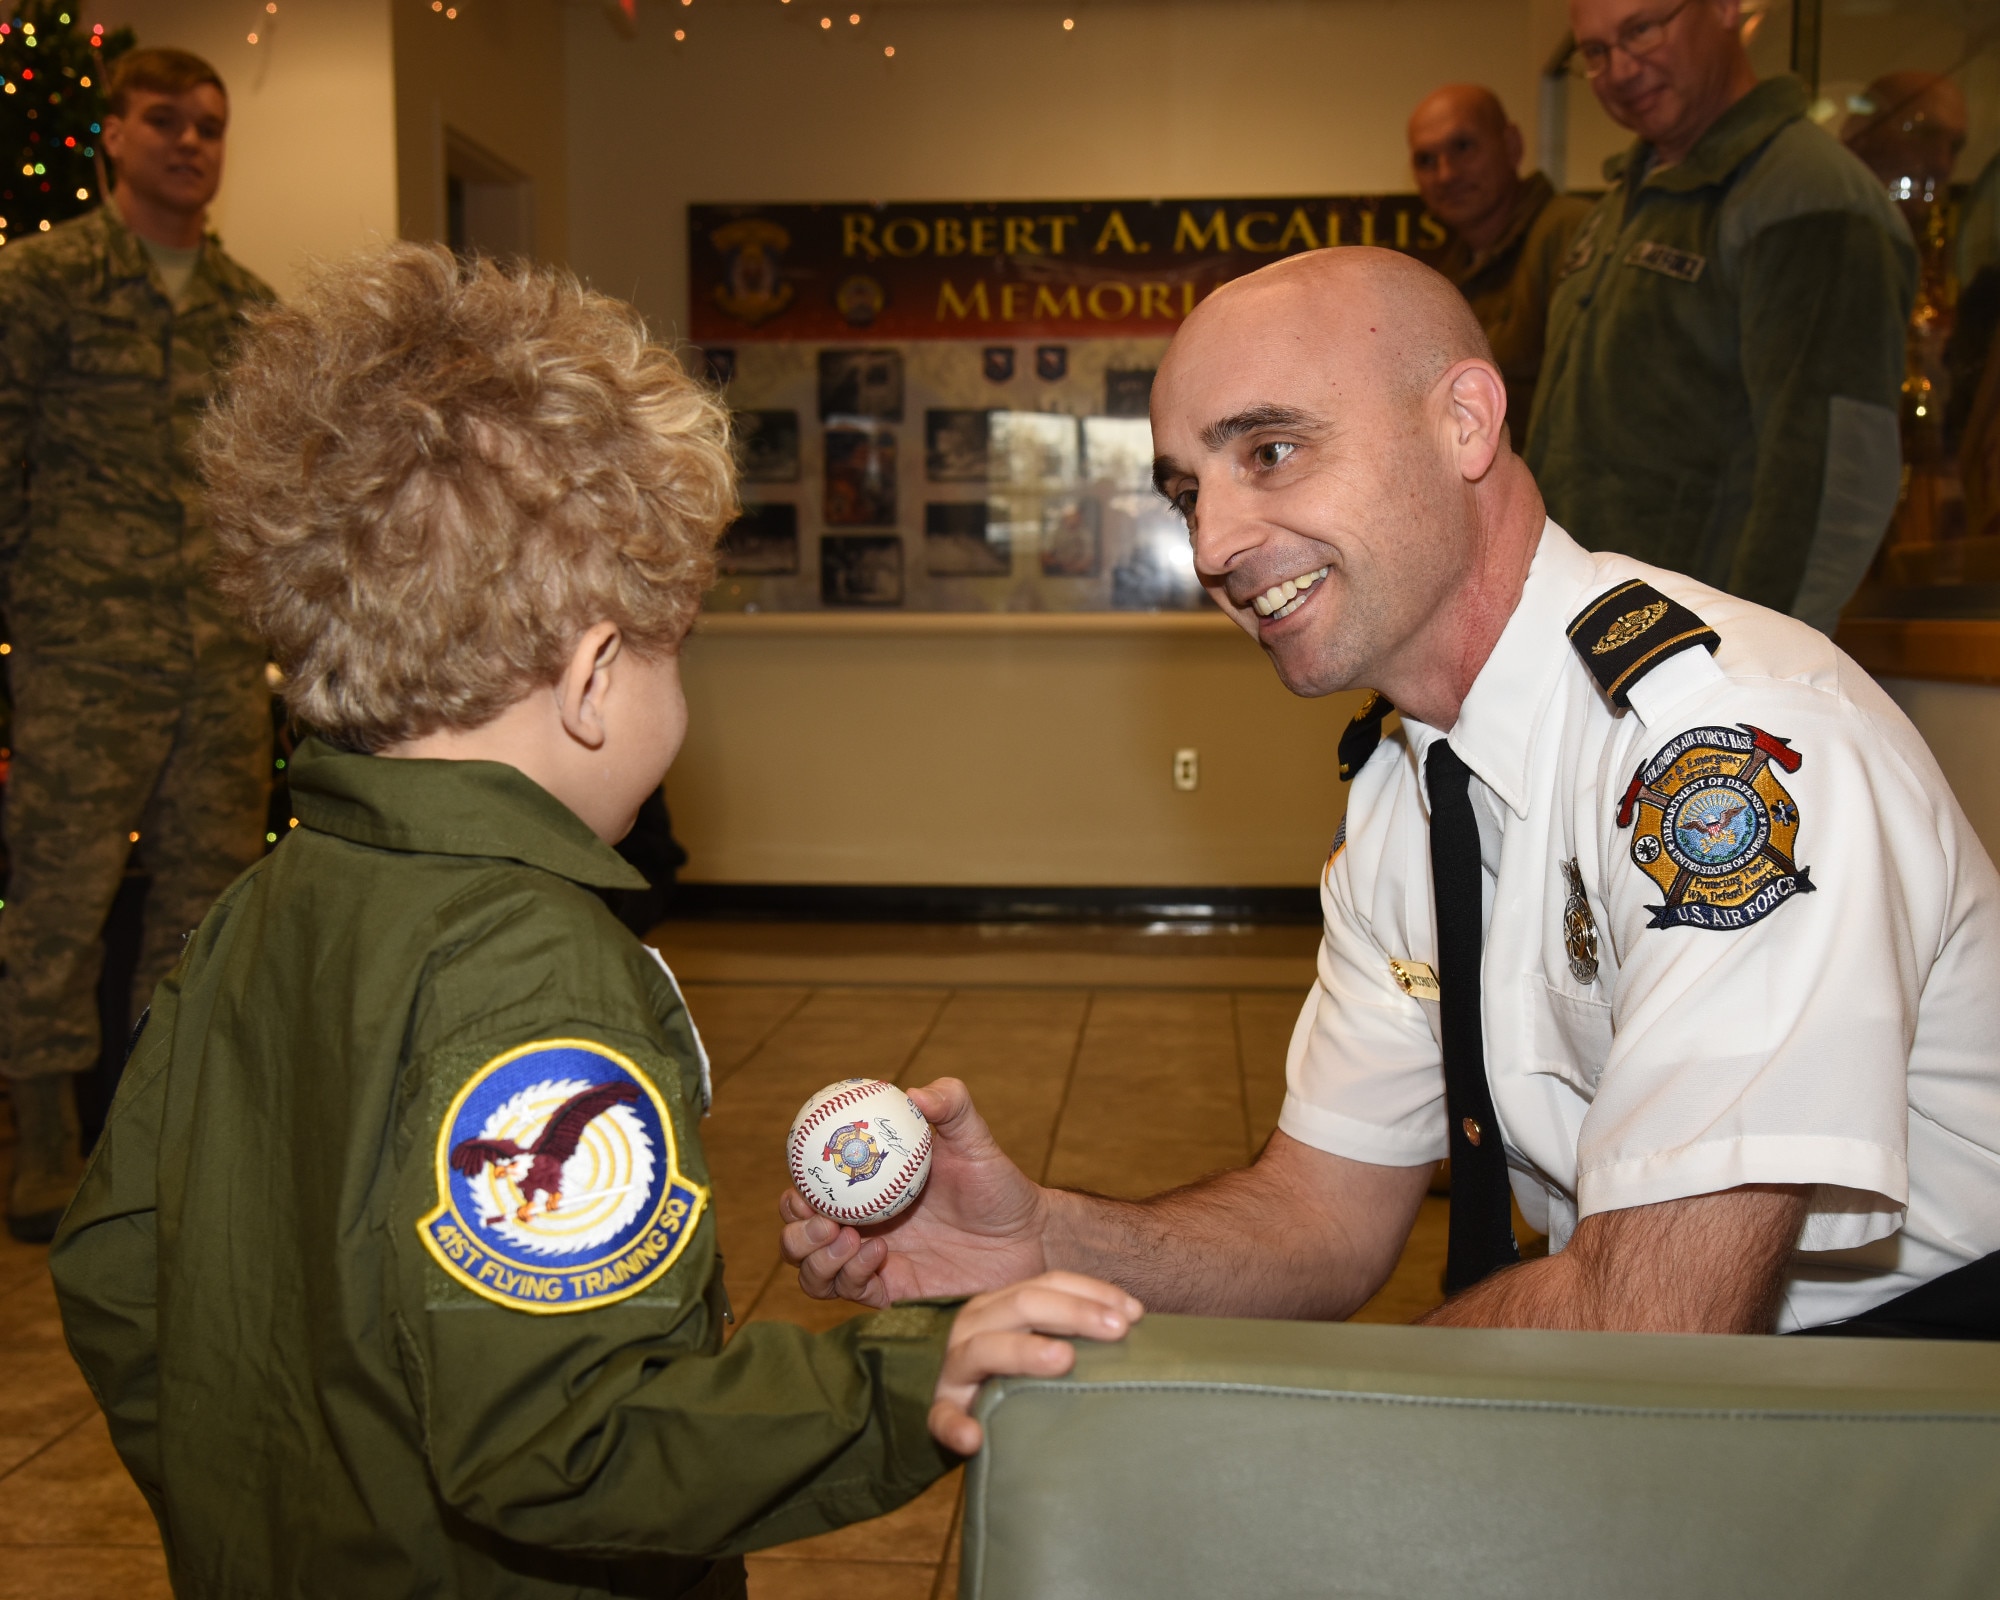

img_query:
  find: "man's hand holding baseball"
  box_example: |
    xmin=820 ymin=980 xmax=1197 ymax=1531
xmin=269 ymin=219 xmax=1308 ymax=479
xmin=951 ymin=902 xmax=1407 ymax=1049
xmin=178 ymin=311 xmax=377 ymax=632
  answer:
xmin=781 ymin=1077 xmax=1049 ymax=1305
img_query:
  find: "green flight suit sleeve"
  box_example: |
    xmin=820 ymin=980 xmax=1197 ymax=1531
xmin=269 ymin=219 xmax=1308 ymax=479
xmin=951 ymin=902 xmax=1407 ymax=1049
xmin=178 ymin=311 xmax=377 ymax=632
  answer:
xmin=1526 ymin=198 xmax=1593 ymax=318
xmin=1730 ymin=210 xmax=1915 ymax=624
xmin=47 ymin=1014 xmax=170 ymax=1519
xmin=390 ymin=1022 xmax=958 ymax=1561
xmin=0 ymin=244 xmax=65 ymax=559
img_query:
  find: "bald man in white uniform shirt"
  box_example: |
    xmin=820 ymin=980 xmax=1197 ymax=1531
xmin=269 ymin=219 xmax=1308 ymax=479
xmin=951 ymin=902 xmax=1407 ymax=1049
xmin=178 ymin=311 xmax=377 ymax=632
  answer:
xmin=780 ymin=247 xmax=2000 ymax=1341
xmin=1301 ymin=527 xmax=1997 ymax=1331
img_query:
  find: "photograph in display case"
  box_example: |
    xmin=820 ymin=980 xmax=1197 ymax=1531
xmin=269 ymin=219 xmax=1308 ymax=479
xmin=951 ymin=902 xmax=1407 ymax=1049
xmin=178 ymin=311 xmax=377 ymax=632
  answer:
xmin=925 ymin=502 xmax=1010 ymax=576
xmin=1104 ymin=368 xmax=1156 ymax=418
xmin=737 ymin=410 xmax=801 ymax=482
xmin=697 ymin=346 xmax=736 ymax=387
xmin=824 ymin=424 xmax=898 ymax=526
xmin=925 ymin=409 xmax=991 ymax=481
xmin=818 ymin=348 xmax=905 ymax=420
xmin=821 ymin=533 xmax=905 ymax=606
xmin=718 ymin=502 xmax=800 ymax=576
xmin=1038 ymin=495 xmax=1103 ymax=578
xmin=991 ymin=409 xmax=1081 ymax=490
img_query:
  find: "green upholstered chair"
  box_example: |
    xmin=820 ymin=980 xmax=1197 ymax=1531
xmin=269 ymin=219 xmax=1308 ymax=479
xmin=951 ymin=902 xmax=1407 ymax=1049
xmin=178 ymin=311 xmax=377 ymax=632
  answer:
xmin=962 ymin=1314 xmax=2000 ymax=1599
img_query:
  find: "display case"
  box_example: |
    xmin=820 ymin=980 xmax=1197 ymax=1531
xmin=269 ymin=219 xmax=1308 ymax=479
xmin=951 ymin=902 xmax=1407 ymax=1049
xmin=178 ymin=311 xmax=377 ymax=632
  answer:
xmin=1821 ymin=0 xmax=2000 ymax=681
xmin=690 ymin=197 xmax=1448 ymax=615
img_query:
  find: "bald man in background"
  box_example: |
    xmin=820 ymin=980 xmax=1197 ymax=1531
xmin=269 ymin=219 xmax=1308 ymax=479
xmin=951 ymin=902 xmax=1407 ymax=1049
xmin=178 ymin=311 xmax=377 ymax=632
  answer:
xmin=1409 ymin=85 xmax=1591 ymax=430
xmin=781 ymin=247 xmax=2000 ymax=1342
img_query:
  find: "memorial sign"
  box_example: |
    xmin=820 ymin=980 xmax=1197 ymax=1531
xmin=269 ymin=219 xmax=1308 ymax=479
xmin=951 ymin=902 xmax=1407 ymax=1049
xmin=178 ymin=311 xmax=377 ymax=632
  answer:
xmin=690 ymin=194 xmax=1450 ymax=613
xmin=691 ymin=196 xmax=1450 ymax=343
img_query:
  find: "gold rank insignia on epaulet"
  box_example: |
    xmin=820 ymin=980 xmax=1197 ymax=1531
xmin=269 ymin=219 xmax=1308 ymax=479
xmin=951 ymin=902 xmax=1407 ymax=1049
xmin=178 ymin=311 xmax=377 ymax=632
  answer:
xmin=1566 ymin=579 xmax=1719 ymax=709
xmin=1338 ymin=690 xmax=1395 ymax=781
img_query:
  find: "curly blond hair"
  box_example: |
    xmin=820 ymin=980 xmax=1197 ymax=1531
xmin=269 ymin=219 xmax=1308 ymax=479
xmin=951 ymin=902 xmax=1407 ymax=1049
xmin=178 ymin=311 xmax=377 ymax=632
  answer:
xmin=199 ymin=245 xmax=735 ymax=751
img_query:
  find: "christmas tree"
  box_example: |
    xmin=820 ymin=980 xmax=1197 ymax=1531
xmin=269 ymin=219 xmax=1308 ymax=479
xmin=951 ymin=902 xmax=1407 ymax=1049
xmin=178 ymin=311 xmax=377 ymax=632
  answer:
xmin=0 ymin=1 xmax=132 ymax=249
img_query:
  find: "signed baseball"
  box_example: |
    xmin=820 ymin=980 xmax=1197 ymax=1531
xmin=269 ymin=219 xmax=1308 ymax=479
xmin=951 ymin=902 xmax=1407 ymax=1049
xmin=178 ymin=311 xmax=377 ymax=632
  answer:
xmin=788 ymin=1078 xmax=933 ymax=1225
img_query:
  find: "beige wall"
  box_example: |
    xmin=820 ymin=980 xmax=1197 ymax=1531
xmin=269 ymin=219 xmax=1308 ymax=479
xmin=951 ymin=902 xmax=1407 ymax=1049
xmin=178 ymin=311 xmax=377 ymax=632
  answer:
xmin=568 ymin=0 xmax=1573 ymax=886
xmin=104 ymin=0 xmax=398 ymax=298
xmin=393 ymin=0 xmax=569 ymax=260
xmin=673 ymin=616 xmax=1363 ymax=886
xmin=1879 ymin=678 xmax=2000 ymax=867
xmin=564 ymin=0 xmax=1575 ymax=339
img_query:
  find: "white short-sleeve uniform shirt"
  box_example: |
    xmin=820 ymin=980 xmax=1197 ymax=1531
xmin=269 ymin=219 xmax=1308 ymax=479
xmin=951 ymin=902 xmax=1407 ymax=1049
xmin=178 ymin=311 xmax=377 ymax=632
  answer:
xmin=1280 ymin=521 xmax=2000 ymax=1331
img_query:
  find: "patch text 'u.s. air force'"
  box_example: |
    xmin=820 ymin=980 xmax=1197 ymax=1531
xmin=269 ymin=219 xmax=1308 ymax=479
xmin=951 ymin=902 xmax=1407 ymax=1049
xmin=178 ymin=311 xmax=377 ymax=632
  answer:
xmin=1567 ymin=579 xmax=1720 ymax=709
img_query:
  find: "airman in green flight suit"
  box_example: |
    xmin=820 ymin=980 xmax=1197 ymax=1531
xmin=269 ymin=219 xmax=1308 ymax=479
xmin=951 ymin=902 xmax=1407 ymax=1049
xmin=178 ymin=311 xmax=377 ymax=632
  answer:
xmin=50 ymin=243 xmax=1137 ymax=1599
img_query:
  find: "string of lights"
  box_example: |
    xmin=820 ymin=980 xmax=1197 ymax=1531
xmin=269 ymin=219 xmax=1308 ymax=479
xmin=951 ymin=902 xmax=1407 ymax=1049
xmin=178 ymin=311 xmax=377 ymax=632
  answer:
xmin=638 ymin=0 xmax=1090 ymax=60
xmin=0 ymin=3 xmax=131 ymax=249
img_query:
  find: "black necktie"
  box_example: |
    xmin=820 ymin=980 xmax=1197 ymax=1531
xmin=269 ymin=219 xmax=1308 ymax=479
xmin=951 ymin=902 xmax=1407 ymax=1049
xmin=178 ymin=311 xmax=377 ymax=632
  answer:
xmin=1425 ymin=740 xmax=1520 ymax=1295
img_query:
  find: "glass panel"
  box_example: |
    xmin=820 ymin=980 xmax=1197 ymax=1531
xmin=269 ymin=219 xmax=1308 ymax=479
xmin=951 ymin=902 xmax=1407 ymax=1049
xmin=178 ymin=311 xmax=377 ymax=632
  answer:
xmin=1831 ymin=0 xmax=2000 ymax=611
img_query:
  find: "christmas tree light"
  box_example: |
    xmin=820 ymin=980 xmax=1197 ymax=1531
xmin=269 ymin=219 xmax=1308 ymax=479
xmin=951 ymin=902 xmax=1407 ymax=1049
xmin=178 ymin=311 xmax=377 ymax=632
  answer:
xmin=0 ymin=2 xmax=133 ymax=247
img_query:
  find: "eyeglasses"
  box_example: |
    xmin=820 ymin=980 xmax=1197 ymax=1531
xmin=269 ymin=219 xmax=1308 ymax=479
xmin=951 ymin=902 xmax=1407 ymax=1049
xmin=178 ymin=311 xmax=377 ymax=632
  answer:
xmin=1573 ymin=0 xmax=1699 ymax=78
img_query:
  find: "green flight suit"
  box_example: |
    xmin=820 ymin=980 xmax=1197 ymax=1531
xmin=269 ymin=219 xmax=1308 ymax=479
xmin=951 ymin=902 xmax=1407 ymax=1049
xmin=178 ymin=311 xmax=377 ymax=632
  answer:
xmin=50 ymin=740 xmax=955 ymax=1598
xmin=0 ymin=203 xmax=274 ymax=1085
xmin=1434 ymin=171 xmax=1593 ymax=434
xmin=1525 ymin=77 xmax=1916 ymax=633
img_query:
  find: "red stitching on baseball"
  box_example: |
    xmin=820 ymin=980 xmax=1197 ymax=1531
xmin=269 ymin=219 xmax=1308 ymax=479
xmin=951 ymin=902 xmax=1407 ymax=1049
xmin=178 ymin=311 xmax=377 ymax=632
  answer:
xmin=790 ymin=1096 xmax=931 ymax=1222
xmin=789 ymin=1083 xmax=889 ymax=1160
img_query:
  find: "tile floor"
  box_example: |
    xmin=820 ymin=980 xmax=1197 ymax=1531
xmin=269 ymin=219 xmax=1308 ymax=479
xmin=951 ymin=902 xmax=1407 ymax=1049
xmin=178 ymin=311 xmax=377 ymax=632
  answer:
xmin=0 ymin=918 xmax=1464 ymax=1599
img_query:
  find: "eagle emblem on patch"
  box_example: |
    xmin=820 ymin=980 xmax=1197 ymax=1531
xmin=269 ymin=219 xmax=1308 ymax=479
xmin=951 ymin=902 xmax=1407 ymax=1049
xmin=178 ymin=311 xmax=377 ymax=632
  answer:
xmin=1618 ymin=725 xmax=1815 ymax=931
xmin=418 ymin=1039 xmax=707 ymax=1314
xmin=822 ymin=1121 xmax=888 ymax=1185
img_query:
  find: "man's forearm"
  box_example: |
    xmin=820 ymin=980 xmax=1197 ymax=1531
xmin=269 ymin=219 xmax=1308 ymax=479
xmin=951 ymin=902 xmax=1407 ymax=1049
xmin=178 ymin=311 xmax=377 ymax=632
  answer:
xmin=1417 ymin=1184 xmax=1808 ymax=1334
xmin=1040 ymin=1137 xmax=1430 ymax=1319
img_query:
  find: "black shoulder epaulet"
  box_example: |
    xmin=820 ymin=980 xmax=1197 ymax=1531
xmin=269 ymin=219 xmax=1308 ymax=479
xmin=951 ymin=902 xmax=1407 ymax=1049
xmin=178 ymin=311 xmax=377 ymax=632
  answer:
xmin=1338 ymin=690 xmax=1394 ymax=781
xmin=1566 ymin=580 xmax=1718 ymax=708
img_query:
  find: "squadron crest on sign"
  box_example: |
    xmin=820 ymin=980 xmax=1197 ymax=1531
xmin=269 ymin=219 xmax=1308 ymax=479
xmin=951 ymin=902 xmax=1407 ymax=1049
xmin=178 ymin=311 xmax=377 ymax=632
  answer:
xmin=708 ymin=218 xmax=795 ymax=327
xmin=1617 ymin=724 xmax=1815 ymax=931
xmin=418 ymin=1040 xmax=707 ymax=1314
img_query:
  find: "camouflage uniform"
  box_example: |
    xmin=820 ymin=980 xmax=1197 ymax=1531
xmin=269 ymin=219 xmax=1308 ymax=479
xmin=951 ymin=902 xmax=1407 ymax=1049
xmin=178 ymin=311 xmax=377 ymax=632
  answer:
xmin=0 ymin=204 xmax=273 ymax=1088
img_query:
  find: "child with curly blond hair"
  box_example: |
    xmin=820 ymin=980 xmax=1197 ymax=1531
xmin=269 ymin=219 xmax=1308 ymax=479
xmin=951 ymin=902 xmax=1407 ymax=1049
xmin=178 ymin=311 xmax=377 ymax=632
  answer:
xmin=49 ymin=245 xmax=1137 ymax=1600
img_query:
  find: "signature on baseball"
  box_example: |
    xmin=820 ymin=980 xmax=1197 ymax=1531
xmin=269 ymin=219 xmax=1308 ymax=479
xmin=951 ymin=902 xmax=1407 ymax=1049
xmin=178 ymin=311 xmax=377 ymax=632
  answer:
xmin=788 ymin=1079 xmax=933 ymax=1225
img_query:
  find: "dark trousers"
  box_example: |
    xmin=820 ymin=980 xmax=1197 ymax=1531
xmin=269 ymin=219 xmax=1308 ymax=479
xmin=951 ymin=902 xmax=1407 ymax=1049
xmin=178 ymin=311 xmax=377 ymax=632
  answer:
xmin=1792 ymin=1248 xmax=2000 ymax=1341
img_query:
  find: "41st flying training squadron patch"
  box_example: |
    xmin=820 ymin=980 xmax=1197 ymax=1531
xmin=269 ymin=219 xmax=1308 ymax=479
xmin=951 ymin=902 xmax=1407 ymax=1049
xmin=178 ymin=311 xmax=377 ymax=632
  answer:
xmin=418 ymin=1039 xmax=707 ymax=1314
xmin=1618 ymin=724 xmax=1814 ymax=931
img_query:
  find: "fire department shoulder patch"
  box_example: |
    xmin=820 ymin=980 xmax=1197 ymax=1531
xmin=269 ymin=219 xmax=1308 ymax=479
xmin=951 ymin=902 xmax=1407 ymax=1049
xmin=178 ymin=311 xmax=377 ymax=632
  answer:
xmin=1617 ymin=724 xmax=1815 ymax=931
xmin=418 ymin=1039 xmax=708 ymax=1314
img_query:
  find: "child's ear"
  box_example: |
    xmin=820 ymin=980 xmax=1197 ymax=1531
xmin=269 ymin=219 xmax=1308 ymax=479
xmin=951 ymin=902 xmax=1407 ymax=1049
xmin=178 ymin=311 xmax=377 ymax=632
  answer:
xmin=556 ymin=622 xmax=622 ymax=750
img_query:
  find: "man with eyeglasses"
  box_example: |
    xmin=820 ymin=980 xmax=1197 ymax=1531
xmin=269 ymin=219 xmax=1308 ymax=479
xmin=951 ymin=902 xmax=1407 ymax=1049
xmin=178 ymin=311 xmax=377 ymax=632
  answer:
xmin=1524 ymin=0 xmax=1914 ymax=635
xmin=0 ymin=48 xmax=272 ymax=1240
xmin=1408 ymin=85 xmax=1593 ymax=433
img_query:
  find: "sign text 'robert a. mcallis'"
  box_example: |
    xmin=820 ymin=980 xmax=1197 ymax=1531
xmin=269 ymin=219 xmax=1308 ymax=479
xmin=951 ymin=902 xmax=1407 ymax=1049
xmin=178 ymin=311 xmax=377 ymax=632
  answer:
xmin=689 ymin=197 xmax=1450 ymax=342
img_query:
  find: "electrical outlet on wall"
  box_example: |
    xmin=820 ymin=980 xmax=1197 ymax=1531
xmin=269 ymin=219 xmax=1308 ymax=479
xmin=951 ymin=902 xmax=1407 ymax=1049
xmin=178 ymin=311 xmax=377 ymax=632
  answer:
xmin=1173 ymin=748 xmax=1199 ymax=791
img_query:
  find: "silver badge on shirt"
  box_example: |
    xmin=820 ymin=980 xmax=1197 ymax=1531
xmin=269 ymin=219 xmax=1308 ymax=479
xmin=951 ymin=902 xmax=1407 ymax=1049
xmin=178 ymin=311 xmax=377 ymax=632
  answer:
xmin=1560 ymin=858 xmax=1600 ymax=984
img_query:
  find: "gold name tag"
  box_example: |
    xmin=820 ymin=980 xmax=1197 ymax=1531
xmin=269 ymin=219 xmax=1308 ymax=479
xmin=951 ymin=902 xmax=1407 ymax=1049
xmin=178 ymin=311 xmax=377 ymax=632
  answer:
xmin=1388 ymin=959 xmax=1441 ymax=1001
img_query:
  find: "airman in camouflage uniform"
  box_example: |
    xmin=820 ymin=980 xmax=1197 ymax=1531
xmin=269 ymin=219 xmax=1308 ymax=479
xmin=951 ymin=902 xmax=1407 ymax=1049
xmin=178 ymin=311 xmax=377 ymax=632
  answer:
xmin=0 ymin=50 xmax=271 ymax=1239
